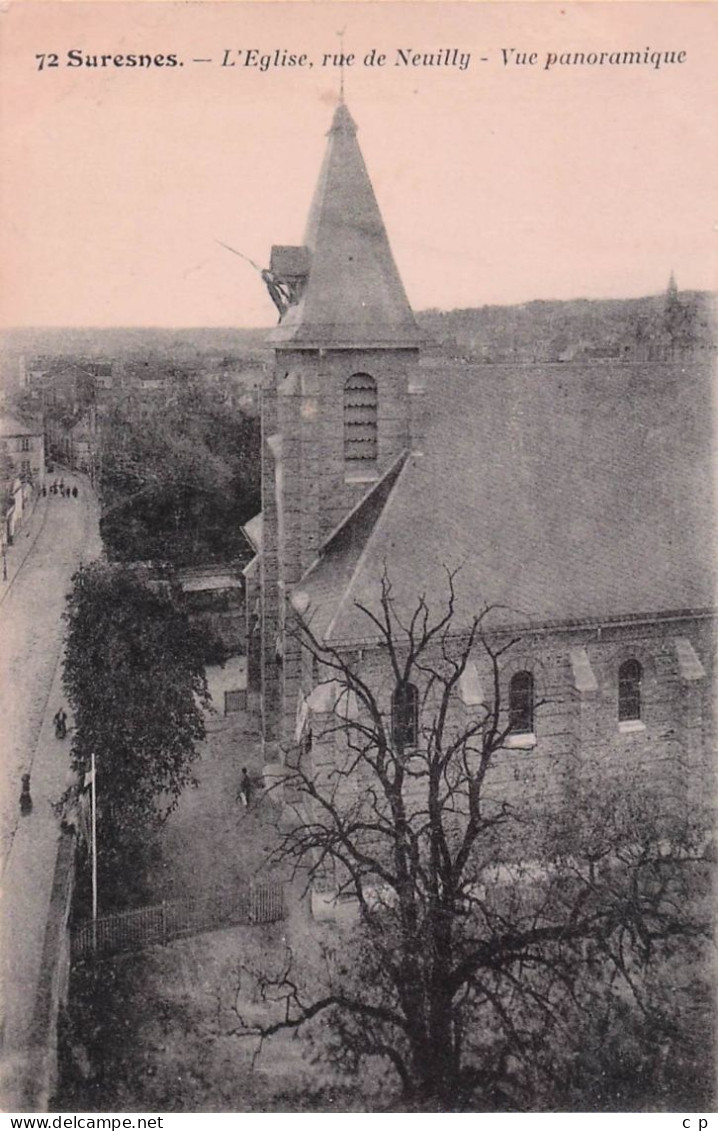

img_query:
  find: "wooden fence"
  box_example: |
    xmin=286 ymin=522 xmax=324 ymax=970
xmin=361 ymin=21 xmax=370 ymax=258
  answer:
xmin=71 ymin=881 xmax=285 ymax=960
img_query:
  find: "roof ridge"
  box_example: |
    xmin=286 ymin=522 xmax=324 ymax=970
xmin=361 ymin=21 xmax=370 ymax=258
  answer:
xmin=323 ymin=453 xmax=414 ymax=641
xmin=296 ymin=450 xmax=409 ymax=591
xmin=319 ymin=451 xmax=409 ymax=557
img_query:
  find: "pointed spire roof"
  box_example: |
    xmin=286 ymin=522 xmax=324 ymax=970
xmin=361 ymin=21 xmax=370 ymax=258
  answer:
xmin=269 ymin=103 xmax=422 ymax=348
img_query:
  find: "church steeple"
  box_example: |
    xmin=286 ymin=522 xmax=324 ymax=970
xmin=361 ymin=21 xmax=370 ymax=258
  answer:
xmin=666 ymin=269 xmax=678 ymax=307
xmin=258 ymin=104 xmax=421 ymax=752
xmin=270 ymin=102 xmax=421 ymax=348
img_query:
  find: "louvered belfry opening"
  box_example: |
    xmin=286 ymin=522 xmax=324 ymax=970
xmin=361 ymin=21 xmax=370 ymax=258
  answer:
xmin=344 ymin=373 xmax=378 ymax=465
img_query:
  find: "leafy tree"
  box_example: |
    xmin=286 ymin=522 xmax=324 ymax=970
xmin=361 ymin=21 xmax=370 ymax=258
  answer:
xmin=62 ymin=562 xmax=210 ymax=902
xmin=228 ymin=574 xmax=711 ymax=1110
xmin=99 ymin=389 xmax=260 ymax=565
xmin=1 ymin=450 xmax=16 ymax=496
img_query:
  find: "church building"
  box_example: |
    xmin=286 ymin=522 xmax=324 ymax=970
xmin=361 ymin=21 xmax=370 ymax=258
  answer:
xmin=243 ymin=100 xmax=715 ymax=834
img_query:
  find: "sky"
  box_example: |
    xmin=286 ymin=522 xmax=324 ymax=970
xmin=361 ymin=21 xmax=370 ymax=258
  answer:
xmin=0 ymin=1 xmax=716 ymax=328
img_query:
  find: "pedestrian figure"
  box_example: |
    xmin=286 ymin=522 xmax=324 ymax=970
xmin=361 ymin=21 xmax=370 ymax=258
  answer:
xmin=2 ymin=552 xmax=7 ymax=582
xmin=54 ymin=708 xmax=68 ymax=740
xmin=42 ymin=486 xmax=47 ymax=497
xmin=60 ymin=487 xmax=65 ymax=497
xmin=19 ymin=773 xmax=32 ymax=816
xmin=72 ymin=486 xmax=78 ymax=498
xmin=239 ymin=767 xmax=252 ymax=808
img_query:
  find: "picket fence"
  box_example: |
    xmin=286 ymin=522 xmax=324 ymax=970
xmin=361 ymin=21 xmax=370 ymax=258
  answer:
xmin=71 ymin=880 xmax=285 ymax=959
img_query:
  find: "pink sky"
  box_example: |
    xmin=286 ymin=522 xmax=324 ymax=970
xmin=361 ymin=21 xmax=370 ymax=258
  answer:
xmin=1 ymin=2 xmax=716 ymax=328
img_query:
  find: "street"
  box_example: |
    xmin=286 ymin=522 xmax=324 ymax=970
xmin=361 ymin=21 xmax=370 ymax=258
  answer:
xmin=0 ymin=474 xmax=101 ymax=1095
xmin=0 ymin=480 xmax=101 ymax=867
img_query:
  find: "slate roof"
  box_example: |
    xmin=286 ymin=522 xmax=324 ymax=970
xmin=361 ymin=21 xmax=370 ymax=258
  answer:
xmin=269 ymin=103 xmax=422 ymax=350
xmin=270 ymin=245 xmax=311 ymax=279
xmin=295 ymin=451 xmax=410 ymax=635
xmin=294 ymin=360 xmax=716 ymax=642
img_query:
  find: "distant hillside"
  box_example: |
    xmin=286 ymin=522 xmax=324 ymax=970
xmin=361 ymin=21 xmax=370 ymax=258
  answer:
xmin=417 ymin=292 xmax=716 ymax=363
xmin=1 ymin=291 xmax=714 ymax=392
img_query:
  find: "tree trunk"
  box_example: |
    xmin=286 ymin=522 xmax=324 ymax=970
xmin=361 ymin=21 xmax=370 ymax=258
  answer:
xmin=403 ymin=978 xmax=458 ymax=1107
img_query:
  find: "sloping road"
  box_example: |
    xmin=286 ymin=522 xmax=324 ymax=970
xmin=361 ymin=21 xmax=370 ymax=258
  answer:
xmin=0 ymin=476 xmax=101 ymax=1107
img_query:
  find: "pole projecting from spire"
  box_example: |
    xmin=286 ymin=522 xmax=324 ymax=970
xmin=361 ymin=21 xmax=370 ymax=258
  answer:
xmin=337 ymin=26 xmax=347 ymax=103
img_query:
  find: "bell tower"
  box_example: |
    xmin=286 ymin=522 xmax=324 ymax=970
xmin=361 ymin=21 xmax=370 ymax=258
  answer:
xmin=259 ymin=101 xmax=423 ymax=753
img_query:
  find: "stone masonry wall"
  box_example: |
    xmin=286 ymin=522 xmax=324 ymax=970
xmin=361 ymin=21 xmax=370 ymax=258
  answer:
xmin=297 ymin=614 xmax=715 ymax=851
xmin=270 ymin=346 xmax=420 ymax=748
xmin=259 ymin=377 xmax=281 ymax=749
xmin=275 ymin=347 xmax=418 ymax=570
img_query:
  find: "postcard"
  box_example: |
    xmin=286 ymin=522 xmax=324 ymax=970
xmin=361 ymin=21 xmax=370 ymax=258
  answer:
xmin=0 ymin=1 xmax=715 ymax=1118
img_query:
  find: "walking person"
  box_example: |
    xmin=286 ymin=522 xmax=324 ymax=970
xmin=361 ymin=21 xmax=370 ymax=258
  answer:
xmin=239 ymin=767 xmax=252 ymax=808
xmin=72 ymin=486 xmax=78 ymax=498
xmin=19 ymin=773 xmax=32 ymax=816
xmin=53 ymin=708 xmax=68 ymax=740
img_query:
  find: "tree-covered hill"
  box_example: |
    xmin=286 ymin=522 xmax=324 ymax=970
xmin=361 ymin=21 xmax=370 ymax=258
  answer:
xmin=417 ymin=291 xmax=715 ymax=364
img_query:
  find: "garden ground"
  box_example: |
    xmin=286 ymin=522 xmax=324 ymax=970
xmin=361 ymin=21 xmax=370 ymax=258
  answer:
xmin=54 ymin=704 xmax=377 ymax=1112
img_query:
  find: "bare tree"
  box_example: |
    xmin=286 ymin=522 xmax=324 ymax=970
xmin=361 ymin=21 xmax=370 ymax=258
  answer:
xmin=229 ymin=573 xmax=711 ymax=1110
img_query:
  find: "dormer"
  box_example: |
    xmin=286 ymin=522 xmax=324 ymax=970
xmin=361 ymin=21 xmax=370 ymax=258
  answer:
xmin=269 ymin=245 xmax=311 ymax=311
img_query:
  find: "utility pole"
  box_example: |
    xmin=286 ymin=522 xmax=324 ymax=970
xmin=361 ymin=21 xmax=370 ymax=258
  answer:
xmin=337 ymin=26 xmax=347 ymax=102
xmin=91 ymin=750 xmax=98 ymax=950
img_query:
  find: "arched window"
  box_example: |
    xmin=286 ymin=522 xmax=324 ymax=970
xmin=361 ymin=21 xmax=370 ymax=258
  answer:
xmin=509 ymin=671 xmax=534 ymax=734
xmin=618 ymin=659 xmax=642 ymax=722
xmin=344 ymin=374 xmax=377 ymax=464
xmin=392 ymin=683 xmax=418 ymax=749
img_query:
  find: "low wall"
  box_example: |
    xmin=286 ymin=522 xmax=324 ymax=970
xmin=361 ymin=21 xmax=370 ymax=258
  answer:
xmin=1 ymin=832 xmax=76 ymax=1112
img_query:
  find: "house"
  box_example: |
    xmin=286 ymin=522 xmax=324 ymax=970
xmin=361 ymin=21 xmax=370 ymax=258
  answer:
xmin=0 ymin=413 xmax=44 ymax=489
xmin=176 ymin=563 xmax=246 ymax=653
xmin=0 ymin=414 xmax=45 ymax=550
xmin=173 ymin=565 xmax=249 ymax=725
xmin=243 ymin=101 xmax=714 ymax=893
